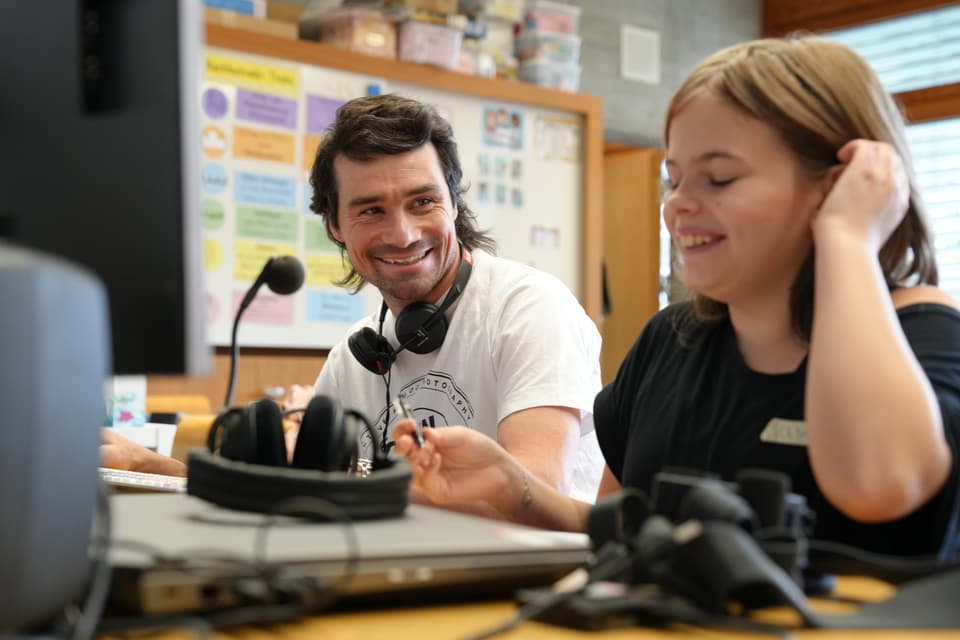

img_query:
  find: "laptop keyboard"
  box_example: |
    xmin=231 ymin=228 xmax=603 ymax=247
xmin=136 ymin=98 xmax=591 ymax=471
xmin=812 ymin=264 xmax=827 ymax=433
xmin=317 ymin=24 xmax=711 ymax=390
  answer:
xmin=99 ymin=468 xmax=187 ymax=493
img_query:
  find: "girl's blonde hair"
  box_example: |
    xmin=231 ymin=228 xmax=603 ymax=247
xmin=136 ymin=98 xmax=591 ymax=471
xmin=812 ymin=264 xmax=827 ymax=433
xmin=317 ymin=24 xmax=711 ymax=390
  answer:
xmin=665 ymin=36 xmax=937 ymax=339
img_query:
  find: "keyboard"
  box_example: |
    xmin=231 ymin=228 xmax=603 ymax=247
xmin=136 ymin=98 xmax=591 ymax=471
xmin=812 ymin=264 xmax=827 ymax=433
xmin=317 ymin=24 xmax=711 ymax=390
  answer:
xmin=99 ymin=467 xmax=187 ymax=493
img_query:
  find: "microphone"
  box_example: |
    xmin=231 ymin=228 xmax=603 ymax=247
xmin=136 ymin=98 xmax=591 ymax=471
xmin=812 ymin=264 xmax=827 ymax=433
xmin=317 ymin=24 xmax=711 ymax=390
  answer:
xmin=224 ymin=255 xmax=305 ymax=408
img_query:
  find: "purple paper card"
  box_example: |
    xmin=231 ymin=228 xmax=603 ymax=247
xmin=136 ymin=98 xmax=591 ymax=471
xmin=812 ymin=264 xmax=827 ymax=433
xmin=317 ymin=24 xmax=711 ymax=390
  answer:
xmin=306 ymin=95 xmax=345 ymax=134
xmin=236 ymin=89 xmax=298 ymax=130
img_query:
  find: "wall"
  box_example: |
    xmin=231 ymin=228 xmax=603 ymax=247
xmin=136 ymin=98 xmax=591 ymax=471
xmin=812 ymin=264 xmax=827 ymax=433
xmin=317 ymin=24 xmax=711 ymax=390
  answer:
xmin=156 ymin=2 xmax=761 ymax=407
xmin=268 ymin=0 xmax=761 ymax=145
xmin=563 ymin=0 xmax=760 ymax=146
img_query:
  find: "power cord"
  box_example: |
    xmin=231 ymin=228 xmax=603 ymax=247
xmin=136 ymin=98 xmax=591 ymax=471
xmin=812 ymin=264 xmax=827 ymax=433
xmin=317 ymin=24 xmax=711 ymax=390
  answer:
xmin=254 ymin=495 xmax=360 ymax=599
xmin=63 ymin=479 xmax=113 ymax=640
xmin=461 ymin=518 xmax=804 ymax=640
xmin=460 ymin=516 xmax=683 ymax=640
xmin=97 ymin=496 xmax=358 ymax=636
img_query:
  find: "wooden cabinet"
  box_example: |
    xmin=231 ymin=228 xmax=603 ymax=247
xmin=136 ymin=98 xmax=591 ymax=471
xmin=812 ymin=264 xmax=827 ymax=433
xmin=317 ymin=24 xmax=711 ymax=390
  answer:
xmin=600 ymin=145 xmax=662 ymax=384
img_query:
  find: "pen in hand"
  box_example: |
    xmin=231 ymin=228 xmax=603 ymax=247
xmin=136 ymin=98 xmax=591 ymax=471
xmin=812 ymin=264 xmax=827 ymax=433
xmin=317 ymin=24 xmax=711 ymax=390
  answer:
xmin=392 ymin=396 xmax=423 ymax=447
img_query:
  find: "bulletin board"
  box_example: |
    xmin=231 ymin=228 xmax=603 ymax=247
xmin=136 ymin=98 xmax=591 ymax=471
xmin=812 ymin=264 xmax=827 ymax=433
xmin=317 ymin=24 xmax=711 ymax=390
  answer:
xmin=201 ymin=26 xmax=601 ymax=350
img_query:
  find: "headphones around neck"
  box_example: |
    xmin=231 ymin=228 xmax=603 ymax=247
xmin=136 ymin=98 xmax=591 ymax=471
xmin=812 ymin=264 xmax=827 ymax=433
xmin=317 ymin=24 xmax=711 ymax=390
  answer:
xmin=348 ymin=246 xmax=473 ymax=375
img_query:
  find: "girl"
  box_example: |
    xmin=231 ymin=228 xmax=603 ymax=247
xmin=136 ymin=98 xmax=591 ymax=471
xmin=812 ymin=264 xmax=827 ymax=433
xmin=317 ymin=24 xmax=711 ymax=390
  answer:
xmin=395 ymin=36 xmax=960 ymax=557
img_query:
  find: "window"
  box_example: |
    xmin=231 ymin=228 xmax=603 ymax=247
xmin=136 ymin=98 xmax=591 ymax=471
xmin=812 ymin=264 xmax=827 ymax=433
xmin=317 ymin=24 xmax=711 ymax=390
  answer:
xmin=908 ymin=117 xmax=960 ymax=293
xmin=826 ymin=8 xmax=960 ymax=298
xmin=824 ymin=4 xmax=960 ymax=93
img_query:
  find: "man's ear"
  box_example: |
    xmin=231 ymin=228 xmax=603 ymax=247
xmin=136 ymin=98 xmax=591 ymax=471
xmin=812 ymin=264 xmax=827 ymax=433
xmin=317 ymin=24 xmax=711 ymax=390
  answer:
xmin=449 ymin=188 xmax=459 ymax=221
xmin=328 ymin=218 xmax=344 ymax=244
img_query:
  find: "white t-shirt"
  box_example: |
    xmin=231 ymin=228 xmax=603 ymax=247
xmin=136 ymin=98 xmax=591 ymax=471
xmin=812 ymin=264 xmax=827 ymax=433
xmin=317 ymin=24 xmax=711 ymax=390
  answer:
xmin=315 ymin=250 xmax=604 ymax=502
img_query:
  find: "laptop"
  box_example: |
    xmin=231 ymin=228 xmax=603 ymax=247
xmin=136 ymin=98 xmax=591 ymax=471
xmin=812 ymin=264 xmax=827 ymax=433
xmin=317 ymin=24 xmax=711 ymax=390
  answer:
xmin=106 ymin=493 xmax=591 ymax=615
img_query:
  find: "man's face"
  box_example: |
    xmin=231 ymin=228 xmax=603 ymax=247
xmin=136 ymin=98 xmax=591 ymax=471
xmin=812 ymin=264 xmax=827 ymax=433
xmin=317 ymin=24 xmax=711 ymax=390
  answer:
xmin=330 ymin=143 xmax=460 ymax=312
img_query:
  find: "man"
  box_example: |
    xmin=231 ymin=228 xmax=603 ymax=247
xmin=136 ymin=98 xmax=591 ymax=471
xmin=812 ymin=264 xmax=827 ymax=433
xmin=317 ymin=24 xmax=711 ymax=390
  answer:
xmin=102 ymin=94 xmax=603 ymax=504
xmin=303 ymin=94 xmax=602 ymax=503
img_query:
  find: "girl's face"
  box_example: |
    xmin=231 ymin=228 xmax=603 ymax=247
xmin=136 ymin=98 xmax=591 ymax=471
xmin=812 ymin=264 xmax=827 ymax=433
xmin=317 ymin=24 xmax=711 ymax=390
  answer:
xmin=663 ymin=93 xmax=826 ymax=308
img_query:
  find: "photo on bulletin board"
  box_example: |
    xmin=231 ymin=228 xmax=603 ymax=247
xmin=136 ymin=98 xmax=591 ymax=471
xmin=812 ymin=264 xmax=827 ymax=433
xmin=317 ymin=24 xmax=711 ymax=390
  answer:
xmin=360 ymin=83 xmax=585 ymax=299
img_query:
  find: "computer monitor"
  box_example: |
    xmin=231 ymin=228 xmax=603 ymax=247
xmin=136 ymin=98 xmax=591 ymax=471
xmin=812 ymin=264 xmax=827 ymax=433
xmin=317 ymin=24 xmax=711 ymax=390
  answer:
xmin=1 ymin=0 xmax=208 ymax=375
xmin=0 ymin=0 xmax=207 ymax=632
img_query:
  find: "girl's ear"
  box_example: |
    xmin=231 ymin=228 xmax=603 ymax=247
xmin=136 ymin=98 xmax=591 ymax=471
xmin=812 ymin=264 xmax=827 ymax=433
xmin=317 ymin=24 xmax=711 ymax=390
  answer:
xmin=816 ymin=164 xmax=845 ymax=209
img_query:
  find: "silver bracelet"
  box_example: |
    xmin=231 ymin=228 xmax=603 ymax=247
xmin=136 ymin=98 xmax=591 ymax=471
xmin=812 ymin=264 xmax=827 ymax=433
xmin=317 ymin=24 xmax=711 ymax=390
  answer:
xmin=512 ymin=468 xmax=533 ymax=516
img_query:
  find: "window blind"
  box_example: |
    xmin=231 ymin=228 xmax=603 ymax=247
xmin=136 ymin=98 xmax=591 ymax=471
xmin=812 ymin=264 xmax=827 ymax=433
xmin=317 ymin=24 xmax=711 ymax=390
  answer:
xmin=826 ymin=9 xmax=960 ymax=299
xmin=823 ymin=4 xmax=960 ymax=94
xmin=908 ymin=117 xmax=960 ymax=295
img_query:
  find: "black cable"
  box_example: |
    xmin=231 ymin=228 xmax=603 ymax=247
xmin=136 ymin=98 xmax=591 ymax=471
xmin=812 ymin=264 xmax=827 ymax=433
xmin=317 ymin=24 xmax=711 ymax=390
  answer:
xmin=343 ymin=407 xmax=387 ymax=475
xmin=64 ymin=478 xmax=113 ymax=640
xmin=99 ymin=498 xmax=358 ymax=635
xmin=807 ymin=538 xmax=960 ymax=583
xmin=225 ymin=309 xmax=243 ymax=409
xmin=462 ymin=516 xmax=809 ymax=640
xmin=461 ymin=542 xmax=641 ymax=640
xmin=95 ymin=614 xmax=212 ymax=639
xmin=255 ymin=495 xmax=360 ymax=598
xmin=187 ymin=498 xmax=358 ymax=630
xmin=380 ymin=368 xmax=393 ymax=454
xmin=460 ymin=587 xmax=578 ymax=640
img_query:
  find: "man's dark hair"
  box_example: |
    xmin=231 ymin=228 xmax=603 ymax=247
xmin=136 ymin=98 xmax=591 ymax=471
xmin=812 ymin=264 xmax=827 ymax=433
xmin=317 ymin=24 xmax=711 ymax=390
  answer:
xmin=309 ymin=94 xmax=496 ymax=291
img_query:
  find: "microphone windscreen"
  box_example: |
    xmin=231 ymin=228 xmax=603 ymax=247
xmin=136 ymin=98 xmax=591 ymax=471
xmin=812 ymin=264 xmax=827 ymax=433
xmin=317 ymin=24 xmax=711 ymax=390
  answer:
xmin=265 ymin=255 xmax=305 ymax=295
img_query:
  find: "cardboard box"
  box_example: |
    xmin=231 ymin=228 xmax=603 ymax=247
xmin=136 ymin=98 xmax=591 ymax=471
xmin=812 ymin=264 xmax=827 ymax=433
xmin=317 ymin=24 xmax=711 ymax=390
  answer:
xmin=300 ymin=7 xmax=398 ymax=59
xmin=383 ymin=0 xmax=459 ymax=15
xmin=266 ymin=2 xmax=305 ymax=23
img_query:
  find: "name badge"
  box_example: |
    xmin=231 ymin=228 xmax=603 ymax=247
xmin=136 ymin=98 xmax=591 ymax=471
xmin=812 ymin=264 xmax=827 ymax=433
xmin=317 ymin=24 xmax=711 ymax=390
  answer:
xmin=760 ymin=418 xmax=807 ymax=446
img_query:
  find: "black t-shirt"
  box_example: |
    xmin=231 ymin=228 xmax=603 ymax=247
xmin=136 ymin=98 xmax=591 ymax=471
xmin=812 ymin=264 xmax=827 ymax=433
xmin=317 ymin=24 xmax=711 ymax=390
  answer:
xmin=595 ymin=301 xmax=960 ymax=557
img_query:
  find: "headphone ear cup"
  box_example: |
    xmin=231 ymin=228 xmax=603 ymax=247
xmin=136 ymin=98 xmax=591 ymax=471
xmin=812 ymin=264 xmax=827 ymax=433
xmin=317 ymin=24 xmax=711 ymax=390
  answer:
xmin=396 ymin=302 xmax=447 ymax=354
xmin=212 ymin=407 xmax=255 ymax=461
xmin=248 ymin=399 xmax=288 ymax=467
xmin=292 ymin=395 xmax=356 ymax=471
xmin=349 ymin=326 xmax=396 ymax=374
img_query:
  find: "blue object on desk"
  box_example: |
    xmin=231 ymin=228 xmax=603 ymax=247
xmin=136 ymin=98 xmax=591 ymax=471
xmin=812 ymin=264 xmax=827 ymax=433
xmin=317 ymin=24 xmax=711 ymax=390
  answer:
xmin=203 ymin=0 xmax=261 ymax=16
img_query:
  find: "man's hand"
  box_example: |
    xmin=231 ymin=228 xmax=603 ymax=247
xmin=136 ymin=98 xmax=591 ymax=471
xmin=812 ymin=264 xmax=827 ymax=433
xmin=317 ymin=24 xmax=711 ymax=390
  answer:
xmin=392 ymin=421 xmax=524 ymax=515
xmin=100 ymin=428 xmax=187 ymax=476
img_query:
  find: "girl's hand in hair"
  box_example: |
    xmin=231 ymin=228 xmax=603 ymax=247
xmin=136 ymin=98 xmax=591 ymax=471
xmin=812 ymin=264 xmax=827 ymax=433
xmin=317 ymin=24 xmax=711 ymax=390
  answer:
xmin=813 ymin=139 xmax=910 ymax=252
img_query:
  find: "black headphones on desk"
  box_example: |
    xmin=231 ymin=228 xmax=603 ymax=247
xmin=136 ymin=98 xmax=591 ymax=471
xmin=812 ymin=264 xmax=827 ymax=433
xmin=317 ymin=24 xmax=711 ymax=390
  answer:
xmin=186 ymin=395 xmax=411 ymax=520
xmin=348 ymin=246 xmax=473 ymax=375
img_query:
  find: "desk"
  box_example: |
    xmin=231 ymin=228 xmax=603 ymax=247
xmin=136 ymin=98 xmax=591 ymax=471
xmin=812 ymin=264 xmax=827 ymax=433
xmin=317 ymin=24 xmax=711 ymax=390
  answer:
xmin=102 ymin=577 xmax=960 ymax=639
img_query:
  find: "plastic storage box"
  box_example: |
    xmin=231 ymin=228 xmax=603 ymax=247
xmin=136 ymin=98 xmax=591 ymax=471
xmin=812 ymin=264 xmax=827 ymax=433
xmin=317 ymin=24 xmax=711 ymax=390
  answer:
xmin=397 ymin=20 xmax=464 ymax=69
xmin=515 ymin=30 xmax=580 ymax=63
xmin=299 ymin=7 xmax=397 ymax=59
xmin=523 ymin=0 xmax=581 ymax=34
xmin=518 ymin=59 xmax=581 ymax=92
xmin=383 ymin=0 xmax=459 ymax=14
